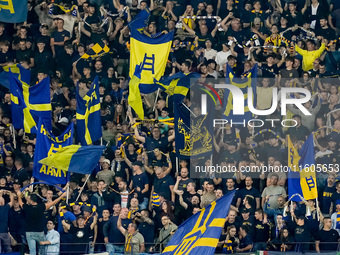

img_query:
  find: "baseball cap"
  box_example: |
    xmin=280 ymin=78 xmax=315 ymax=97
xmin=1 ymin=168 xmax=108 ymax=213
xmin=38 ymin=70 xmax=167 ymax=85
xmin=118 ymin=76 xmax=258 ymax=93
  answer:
xmin=241 ymin=208 xmax=250 ymax=214
xmin=133 ymin=161 xmax=143 ymax=167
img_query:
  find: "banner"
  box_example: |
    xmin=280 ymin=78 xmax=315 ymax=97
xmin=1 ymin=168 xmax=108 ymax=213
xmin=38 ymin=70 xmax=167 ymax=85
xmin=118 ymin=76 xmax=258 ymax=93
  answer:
xmin=174 ymin=84 xmax=214 ymax=159
xmin=162 ymin=191 xmax=235 ymax=255
xmin=0 ymin=0 xmax=28 ymax=23
xmin=33 ymin=119 xmax=73 ymax=184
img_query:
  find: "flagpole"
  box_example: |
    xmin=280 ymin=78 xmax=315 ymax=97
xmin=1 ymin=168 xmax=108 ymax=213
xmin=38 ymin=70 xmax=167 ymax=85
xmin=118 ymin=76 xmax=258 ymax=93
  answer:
xmin=176 ymin=157 xmax=179 ymax=173
xmin=153 ymin=88 xmax=160 ymax=112
xmin=66 ymin=186 xmax=70 ymax=204
xmin=75 ymin=174 xmax=91 ymax=202
xmin=181 ymin=102 xmax=197 ymax=117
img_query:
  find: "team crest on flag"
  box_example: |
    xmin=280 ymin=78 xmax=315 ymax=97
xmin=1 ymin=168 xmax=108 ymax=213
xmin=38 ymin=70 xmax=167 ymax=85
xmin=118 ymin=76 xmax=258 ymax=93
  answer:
xmin=33 ymin=119 xmax=73 ymax=184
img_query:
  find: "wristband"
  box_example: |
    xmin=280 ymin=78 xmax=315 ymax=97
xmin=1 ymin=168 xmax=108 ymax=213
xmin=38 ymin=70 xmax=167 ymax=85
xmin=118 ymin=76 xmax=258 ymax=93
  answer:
xmin=60 ymin=212 xmax=64 ymax=217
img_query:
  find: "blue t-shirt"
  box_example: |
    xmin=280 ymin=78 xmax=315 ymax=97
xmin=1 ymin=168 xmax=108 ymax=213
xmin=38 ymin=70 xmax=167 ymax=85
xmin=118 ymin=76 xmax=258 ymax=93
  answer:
xmin=132 ymin=172 xmax=149 ymax=198
xmin=58 ymin=211 xmax=76 ymax=233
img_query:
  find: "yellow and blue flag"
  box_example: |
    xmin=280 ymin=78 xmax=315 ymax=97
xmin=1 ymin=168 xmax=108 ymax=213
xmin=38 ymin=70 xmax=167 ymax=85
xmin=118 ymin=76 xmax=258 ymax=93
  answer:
xmin=128 ymin=8 xmax=150 ymax=30
xmin=223 ymin=64 xmax=258 ymax=122
xmin=9 ymin=72 xmax=52 ymax=133
xmin=33 ymin=118 xmax=73 ymax=184
xmin=39 ymin=145 xmax=105 ymax=174
xmin=128 ymin=9 xmax=173 ymax=119
xmin=81 ymin=41 xmax=110 ymax=60
xmin=288 ymin=134 xmax=317 ymax=201
xmin=76 ymin=76 xmax=102 ymax=145
xmin=0 ymin=0 xmax=28 ymax=23
xmin=155 ymin=72 xmax=200 ymax=101
xmin=162 ymin=190 xmax=235 ymax=255
xmin=0 ymin=64 xmax=30 ymax=89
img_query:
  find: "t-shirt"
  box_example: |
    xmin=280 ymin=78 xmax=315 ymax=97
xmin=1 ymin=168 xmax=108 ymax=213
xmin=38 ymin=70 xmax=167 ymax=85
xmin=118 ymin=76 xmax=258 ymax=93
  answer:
xmin=0 ymin=204 xmax=10 ymax=233
xmin=70 ymin=224 xmax=91 ymax=243
xmin=261 ymin=185 xmax=286 ymax=209
xmin=96 ymin=170 xmax=115 ymax=186
xmin=316 ymin=228 xmax=339 ymax=251
xmin=238 ymin=187 xmax=260 ymax=209
xmin=145 ymin=137 xmax=168 ymax=152
xmin=153 ymin=175 xmax=175 ymax=201
xmin=131 ymin=172 xmax=149 ymax=198
xmin=239 ymin=234 xmax=252 ymax=250
xmin=23 ymin=203 xmax=46 ymax=232
xmin=321 ymin=185 xmax=335 ymax=214
xmin=124 ymin=230 xmax=144 ymax=254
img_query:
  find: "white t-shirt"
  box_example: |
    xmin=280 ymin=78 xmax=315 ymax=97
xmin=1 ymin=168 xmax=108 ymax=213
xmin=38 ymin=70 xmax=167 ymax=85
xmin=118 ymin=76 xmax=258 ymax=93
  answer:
xmin=215 ymin=50 xmax=232 ymax=71
xmin=121 ymin=191 xmax=129 ymax=208
xmin=204 ymin=49 xmax=217 ymax=60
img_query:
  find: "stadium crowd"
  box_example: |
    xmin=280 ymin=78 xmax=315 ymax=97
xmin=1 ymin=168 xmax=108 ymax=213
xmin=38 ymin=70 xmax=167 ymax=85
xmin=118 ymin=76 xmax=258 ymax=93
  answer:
xmin=0 ymin=0 xmax=340 ymax=254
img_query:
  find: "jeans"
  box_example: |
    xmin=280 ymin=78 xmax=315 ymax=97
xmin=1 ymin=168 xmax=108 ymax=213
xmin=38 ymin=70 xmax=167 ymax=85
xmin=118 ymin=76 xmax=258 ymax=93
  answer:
xmin=0 ymin=233 xmax=12 ymax=253
xmin=253 ymin=242 xmax=267 ymax=251
xmin=139 ymin=198 xmax=149 ymax=210
xmin=26 ymin=231 xmax=46 ymax=255
xmin=105 ymin=243 xmax=125 ymax=254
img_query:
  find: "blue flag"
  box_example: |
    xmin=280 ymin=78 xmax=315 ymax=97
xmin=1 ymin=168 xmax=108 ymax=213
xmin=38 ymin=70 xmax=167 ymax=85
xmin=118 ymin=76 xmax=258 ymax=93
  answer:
xmin=0 ymin=64 xmax=30 ymax=89
xmin=163 ymin=191 xmax=235 ymax=255
xmin=0 ymin=0 xmax=28 ymax=23
xmin=223 ymin=64 xmax=257 ymax=122
xmin=76 ymin=76 xmax=102 ymax=145
xmin=9 ymin=72 xmax=52 ymax=133
xmin=39 ymin=145 xmax=105 ymax=175
xmin=174 ymin=81 xmax=214 ymax=159
xmin=128 ymin=8 xmax=150 ymax=30
xmin=288 ymin=134 xmax=317 ymax=202
xmin=155 ymin=72 xmax=201 ymax=102
xmin=33 ymin=118 xmax=74 ymax=184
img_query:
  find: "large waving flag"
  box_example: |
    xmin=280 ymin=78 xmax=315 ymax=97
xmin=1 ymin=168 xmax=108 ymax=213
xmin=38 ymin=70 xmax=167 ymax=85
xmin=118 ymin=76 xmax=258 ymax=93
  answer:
xmin=39 ymin=145 xmax=105 ymax=175
xmin=128 ymin=9 xmax=174 ymax=119
xmin=9 ymin=72 xmax=52 ymax=133
xmin=0 ymin=64 xmax=30 ymax=89
xmin=223 ymin=64 xmax=257 ymax=122
xmin=298 ymin=134 xmax=318 ymax=200
xmin=0 ymin=0 xmax=28 ymax=23
xmin=162 ymin=191 xmax=235 ymax=255
xmin=34 ymin=118 xmax=73 ymax=184
xmin=155 ymin=72 xmax=201 ymax=102
xmin=288 ymin=134 xmax=317 ymax=201
xmin=76 ymin=76 xmax=102 ymax=145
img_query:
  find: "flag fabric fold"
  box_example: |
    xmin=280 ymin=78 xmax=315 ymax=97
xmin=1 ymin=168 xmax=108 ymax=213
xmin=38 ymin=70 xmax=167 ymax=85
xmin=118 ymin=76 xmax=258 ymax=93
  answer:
xmin=9 ymin=71 xmax=51 ymax=133
xmin=155 ymin=72 xmax=201 ymax=102
xmin=128 ymin=9 xmax=174 ymax=119
xmin=39 ymin=145 xmax=105 ymax=174
xmin=288 ymin=134 xmax=317 ymax=201
xmin=76 ymin=76 xmax=102 ymax=145
xmin=33 ymin=118 xmax=73 ymax=184
xmin=162 ymin=191 xmax=235 ymax=255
